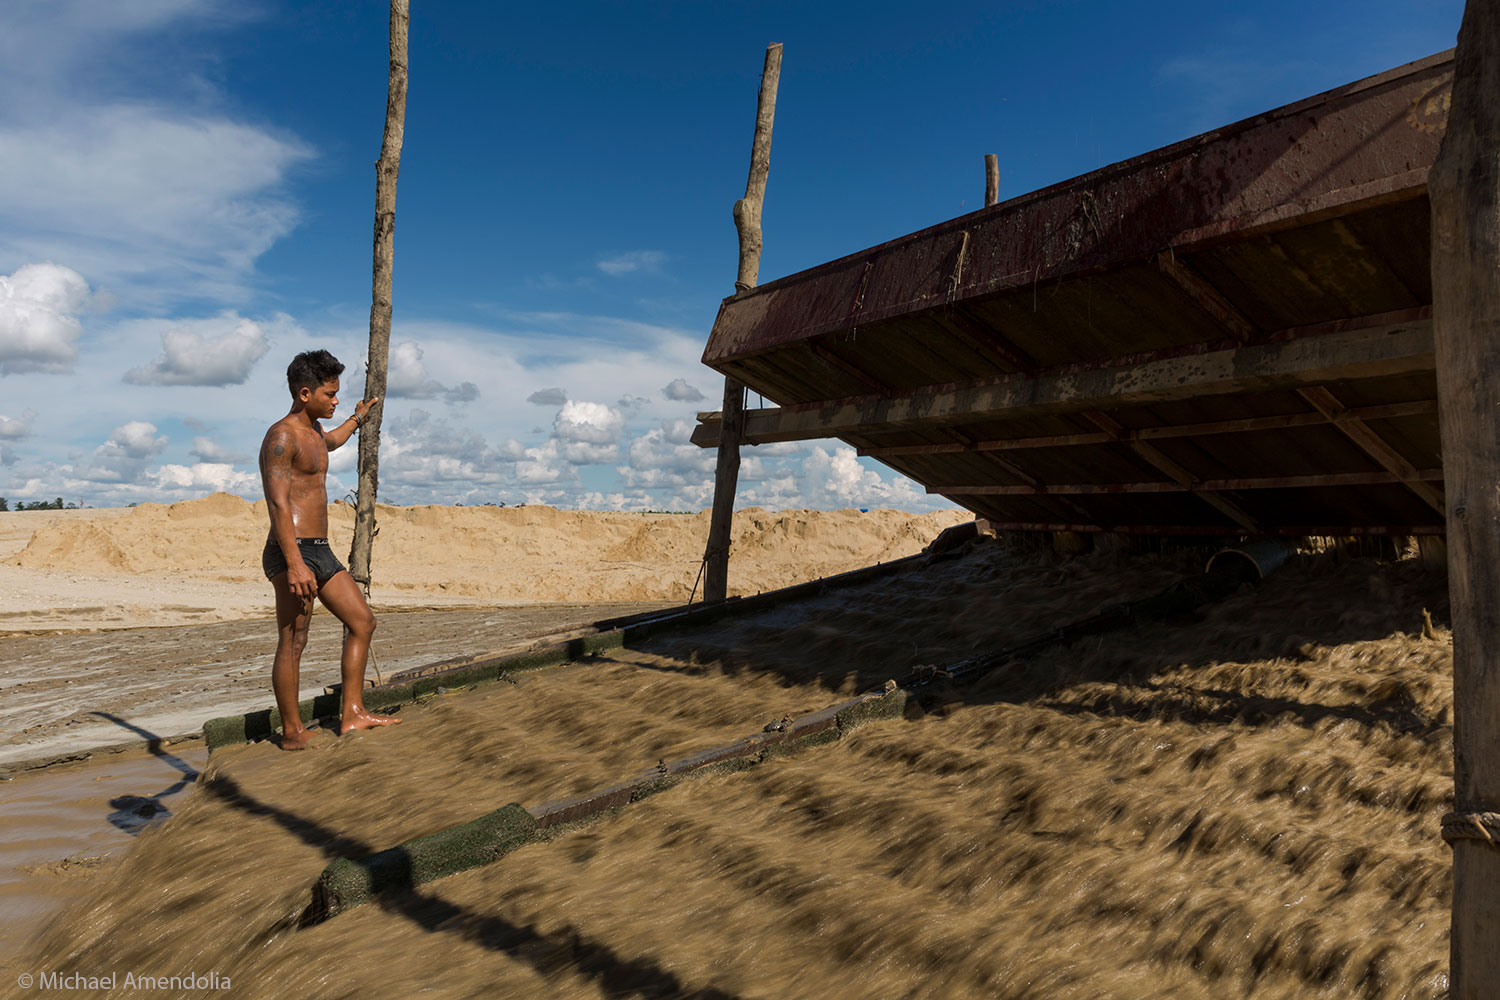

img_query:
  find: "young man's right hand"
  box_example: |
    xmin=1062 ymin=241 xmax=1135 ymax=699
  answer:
xmin=287 ymin=562 xmax=318 ymax=599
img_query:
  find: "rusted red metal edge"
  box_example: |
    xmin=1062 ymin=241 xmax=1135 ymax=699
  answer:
xmin=977 ymin=522 xmax=1444 ymax=537
xmin=703 ymin=52 xmax=1452 ymax=366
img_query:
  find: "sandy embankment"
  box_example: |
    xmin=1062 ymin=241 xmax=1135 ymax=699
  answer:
xmin=8 ymin=541 xmax=1455 ymax=997
xmin=0 ymin=494 xmax=969 ymax=632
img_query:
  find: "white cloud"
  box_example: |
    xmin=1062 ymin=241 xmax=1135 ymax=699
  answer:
xmin=617 ymin=394 xmax=650 ymax=410
xmin=360 ymin=408 xmax=523 ymax=503
xmin=0 ymin=263 xmax=92 ymax=374
xmin=597 ymin=249 xmax=666 ymax=276
xmin=553 ymin=400 xmax=625 ymax=464
xmin=515 ymin=440 xmax=580 ymax=487
xmin=189 ymin=436 xmax=249 ymax=464
xmin=384 ymin=341 xmax=480 ymax=404
xmin=123 ymin=314 xmax=271 ymax=386
xmin=0 ymin=4 xmax=312 ymax=304
xmin=153 ymin=461 xmax=256 ymax=493
xmin=526 ymin=386 xmax=567 ymax=406
xmin=617 ymin=418 xmax=715 ymax=491
xmin=0 ymin=107 xmax=312 ymax=305
xmin=74 ymin=420 xmax=168 ymax=483
xmin=0 ymin=408 xmax=37 ymax=440
xmin=662 ymin=377 xmax=705 ymax=403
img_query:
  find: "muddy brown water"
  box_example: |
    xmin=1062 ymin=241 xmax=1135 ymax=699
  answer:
xmin=1 ymin=540 xmax=1455 ymax=999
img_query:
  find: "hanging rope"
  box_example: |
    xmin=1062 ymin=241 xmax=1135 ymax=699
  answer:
xmin=1441 ymin=811 xmax=1500 ymax=846
xmin=688 ymin=542 xmax=732 ymax=605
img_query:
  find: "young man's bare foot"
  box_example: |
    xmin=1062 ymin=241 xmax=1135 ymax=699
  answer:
xmin=277 ymin=727 xmax=320 ymax=751
xmin=338 ymin=709 xmax=401 ymax=735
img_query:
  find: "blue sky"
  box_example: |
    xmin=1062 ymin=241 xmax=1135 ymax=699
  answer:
xmin=0 ymin=0 xmax=1464 ymax=510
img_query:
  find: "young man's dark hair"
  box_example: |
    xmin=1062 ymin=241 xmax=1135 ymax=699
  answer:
xmin=286 ymin=350 xmax=346 ymax=396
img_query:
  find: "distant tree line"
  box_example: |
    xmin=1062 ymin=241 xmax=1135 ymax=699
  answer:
xmin=0 ymin=497 xmax=82 ymax=511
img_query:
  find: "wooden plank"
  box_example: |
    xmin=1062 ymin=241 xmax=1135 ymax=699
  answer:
xmin=691 ymin=317 xmax=1434 ymax=448
xmin=810 ymin=342 xmax=888 ymax=393
xmin=934 ymin=468 xmax=1443 ymax=495
xmin=1298 ymin=385 xmax=1446 ymax=513
xmin=857 ymin=399 xmax=1438 ymax=457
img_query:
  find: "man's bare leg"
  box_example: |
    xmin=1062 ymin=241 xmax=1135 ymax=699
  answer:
xmin=271 ymin=571 xmax=319 ymax=750
xmin=317 ymin=570 xmax=399 ymax=734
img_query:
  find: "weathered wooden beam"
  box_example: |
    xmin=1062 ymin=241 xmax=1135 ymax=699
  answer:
xmin=691 ymin=317 xmax=1433 ymax=448
xmin=1155 ymin=250 xmax=1259 ymax=341
xmin=1297 ymin=385 xmax=1445 ymax=513
xmin=937 ymin=427 xmax=1105 ymax=528
xmin=940 ymin=305 xmax=1039 ymax=373
xmin=933 ymin=468 xmax=1443 ymax=495
xmin=984 ymin=154 xmax=999 ymax=208
xmin=858 ymin=399 xmax=1439 ymax=457
xmin=1430 ymin=3 xmax=1500 ymax=994
xmin=1082 ymin=411 xmax=1260 ymax=531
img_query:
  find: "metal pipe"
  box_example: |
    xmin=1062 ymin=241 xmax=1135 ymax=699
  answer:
xmin=1206 ymin=537 xmax=1298 ymax=581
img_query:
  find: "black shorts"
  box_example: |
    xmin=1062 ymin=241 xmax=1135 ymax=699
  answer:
xmin=262 ymin=538 xmax=347 ymax=586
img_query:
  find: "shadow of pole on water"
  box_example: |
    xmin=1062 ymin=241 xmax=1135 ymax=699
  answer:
xmin=90 ymin=712 xmax=200 ymax=835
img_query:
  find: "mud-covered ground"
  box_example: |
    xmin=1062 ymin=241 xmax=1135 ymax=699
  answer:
xmin=3 ymin=538 xmax=1454 ymax=999
xmin=0 ymin=603 xmax=670 ymax=770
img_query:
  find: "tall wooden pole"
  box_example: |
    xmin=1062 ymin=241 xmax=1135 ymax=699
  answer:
xmin=704 ymin=42 xmax=781 ymax=603
xmin=984 ymin=153 xmax=999 ymax=207
xmin=1430 ymin=3 xmax=1500 ymax=994
xmin=349 ymin=0 xmax=408 ymax=588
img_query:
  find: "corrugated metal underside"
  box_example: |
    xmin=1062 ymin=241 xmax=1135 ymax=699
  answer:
xmin=697 ymin=51 xmax=1452 ymax=536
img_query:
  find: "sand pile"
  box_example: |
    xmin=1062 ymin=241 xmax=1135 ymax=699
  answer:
xmin=9 ymin=540 xmax=1453 ymax=998
xmin=1 ymin=495 xmax=968 ymax=630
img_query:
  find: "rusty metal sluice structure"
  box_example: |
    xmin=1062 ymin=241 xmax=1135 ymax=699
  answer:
xmin=694 ymin=51 xmax=1453 ymax=537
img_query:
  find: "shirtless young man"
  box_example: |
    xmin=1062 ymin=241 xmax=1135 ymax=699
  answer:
xmin=259 ymin=349 xmax=398 ymax=749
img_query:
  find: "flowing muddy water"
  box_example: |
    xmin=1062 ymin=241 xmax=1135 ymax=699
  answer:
xmin=4 ymin=540 xmax=1453 ymax=999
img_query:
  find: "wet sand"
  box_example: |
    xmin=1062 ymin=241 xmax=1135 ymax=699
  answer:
xmin=3 ymin=539 xmax=1455 ymax=998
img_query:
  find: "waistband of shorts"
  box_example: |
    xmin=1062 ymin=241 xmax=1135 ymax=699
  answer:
xmin=265 ymin=537 xmax=330 ymax=545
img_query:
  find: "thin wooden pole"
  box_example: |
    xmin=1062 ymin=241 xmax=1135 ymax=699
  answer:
xmin=1430 ymin=3 xmax=1500 ymax=994
xmin=349 ymin=0 xmax=408 ymax=589
xmin=984 ymin=153 xmax=998 ymax=207
xmin=704 ymin=42 xmax=781 ymax=603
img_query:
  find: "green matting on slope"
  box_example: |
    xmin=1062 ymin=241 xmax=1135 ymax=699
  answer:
xmin=203 ymin=550 xmax=932 ymax=751
xmin=302 ymin=687 xmax=907 ymax=923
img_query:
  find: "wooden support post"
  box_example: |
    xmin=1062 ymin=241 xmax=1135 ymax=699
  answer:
xmin=984 ymin=154 xmax=999 ymax=207
xmin=349 ymin=0 xmax=408 ymax=589
xmin=704 ymin=42 xmax=781 ymax=604
xmin=1430 ymin=4 xmax=1500 ymax=994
